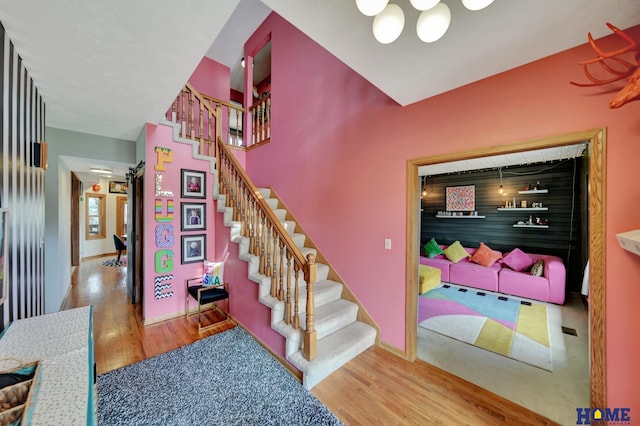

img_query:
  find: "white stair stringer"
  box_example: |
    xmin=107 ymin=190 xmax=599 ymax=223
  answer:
xmin=214 ymin=183 xmax=376 ymax=389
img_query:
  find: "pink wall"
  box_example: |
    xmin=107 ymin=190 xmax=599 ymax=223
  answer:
xmin=143 ymin=123 xmax=218 ymax=320
xmin=243 ymin=14 xmax=640 ymax=413
xmin=188 ymin=57 xmax=230 ymax=101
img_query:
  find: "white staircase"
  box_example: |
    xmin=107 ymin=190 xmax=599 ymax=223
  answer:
xmin=216 ymin=187 xmax=377 ymax=389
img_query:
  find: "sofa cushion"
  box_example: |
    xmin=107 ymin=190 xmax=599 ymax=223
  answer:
xmin=423 ymin=238 xmax=444 ymax=259
xmin=469 ymin=242 xmax=502 ymax=267
xmin=502 ymin=248 xmax=535 ymax=272
xmin=530 ymin=260 xmax=544 ymax=277
xmin=443 ymin=241 xmax=469 ymax=263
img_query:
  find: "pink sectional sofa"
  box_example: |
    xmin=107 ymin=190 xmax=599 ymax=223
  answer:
xmin=419 ymin=245 xmax=566 ymax=304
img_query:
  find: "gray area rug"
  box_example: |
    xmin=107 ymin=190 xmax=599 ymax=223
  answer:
xmin=98 ymin=327 xmax=343 ymax=425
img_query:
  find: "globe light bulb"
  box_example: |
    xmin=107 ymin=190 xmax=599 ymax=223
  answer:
xmin=461 ymin=0 xmax=495 ymax=11
xmin=356 ymin=0 xmax=389 ymax=16
xmin=373 ymin=4 xmax=405 ymax=44
xmin=416 ymin=3 xmax=451 ymax=43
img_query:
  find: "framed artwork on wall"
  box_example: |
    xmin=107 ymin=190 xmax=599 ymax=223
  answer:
xmin=181 ymin=234 xmax=206 ymax=264
xmin=181 ymin=169 xmax=206 ymax=199
xmin=109 ymin=181 xmax=128 ymax=194
xmin=445 ymin=185 xmax=475 ymax=211
xmin=181 ymin=202 xmax=206 ymax=231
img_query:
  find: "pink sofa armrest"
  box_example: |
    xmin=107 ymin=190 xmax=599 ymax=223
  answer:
xmin=531 ymin=254 xmax=566 ymax=304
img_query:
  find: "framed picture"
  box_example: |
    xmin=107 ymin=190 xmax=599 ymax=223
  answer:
xmin=445 ymin=185 xmax=475 ymax=211
xmin=181 ymin=234 xmax=206 ymax=264
xmin=181 ymin=202 xmax=206 ymax=231
xmin=109 ymin=181 xmax=128 ymax=194
xmin=181 ymin=169 xmax=206 ymax=199
xmin=0 ymin=208 xmax=7 ymax=306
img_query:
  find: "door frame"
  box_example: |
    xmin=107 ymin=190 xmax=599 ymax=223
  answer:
xmin=405 ymin=128 xmax=606 ymax=410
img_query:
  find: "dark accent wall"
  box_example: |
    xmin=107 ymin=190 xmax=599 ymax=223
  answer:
xmin=0 ymin=22 xmax=46 ymax=330
xmin=421 ymin=158 xmax=583 ymax=292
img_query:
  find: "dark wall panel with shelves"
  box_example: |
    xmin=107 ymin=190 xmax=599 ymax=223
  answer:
xmin=420 ymin=159 xmax=584 ymax=292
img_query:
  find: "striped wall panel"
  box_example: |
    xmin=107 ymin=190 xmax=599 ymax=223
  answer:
xmin=1 ymin=21 xmax=46 ymax=330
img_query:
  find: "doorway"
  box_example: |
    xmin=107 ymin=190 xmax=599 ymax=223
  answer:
xmin=116 ymin=196 xmax=128 ymax=238
xmin=405 ymin=129 xmax=606 ymax=410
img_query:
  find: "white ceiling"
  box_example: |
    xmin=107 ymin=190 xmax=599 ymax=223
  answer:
xmin=59 ymin=156 xmax=132 ymax=185
xmin=1 ymin=0 xmax=639 ymax=175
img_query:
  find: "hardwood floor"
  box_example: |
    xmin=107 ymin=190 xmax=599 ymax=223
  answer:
xmin=64 ymin=256 xmax=556 ymax=425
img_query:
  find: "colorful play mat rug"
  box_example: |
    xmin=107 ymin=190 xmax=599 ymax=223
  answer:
xmin=419 ymin=284 xmax=552 ymax=371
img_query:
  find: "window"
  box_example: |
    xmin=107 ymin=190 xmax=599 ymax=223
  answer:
xmin=86 ymin=193 xmax=105 ymax=239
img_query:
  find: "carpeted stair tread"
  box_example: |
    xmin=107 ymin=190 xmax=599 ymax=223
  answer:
xmin=257 ymin=188 xmax=271 ymax=198
xmin=291 ymin=232 xmax=306 ymax=247
xmin=273 ymin=208 xmax=287 ymax=221
xmin=301 ymin=299 xmax=358 ymax=337
xmin=268 ymin=280 xmax=344 ymax=323
xmin=282 ymin=220 xmax=297 ymax=235
xmin=289 ymin=321 xmax=377 ymax=389
xmin=265 ymin=197 xmax=279 ymax=209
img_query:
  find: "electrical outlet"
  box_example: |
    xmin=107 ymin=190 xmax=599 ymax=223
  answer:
xmin=384 ymin=238 xmax=391 ymax=250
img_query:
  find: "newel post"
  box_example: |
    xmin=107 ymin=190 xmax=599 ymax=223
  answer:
xmin=303 ymin=254 xmax=317 ymax=361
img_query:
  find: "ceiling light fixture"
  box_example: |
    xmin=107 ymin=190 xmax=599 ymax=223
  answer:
xmin=90 ymin=167 xmax=113 ymax=174
xmin=421 ymin=176 xmax=428 ymax=198
xmin=358 ymin=0 xmax=494 ymax=44
xmin=498 ymin=167 xmax=503 ymax=194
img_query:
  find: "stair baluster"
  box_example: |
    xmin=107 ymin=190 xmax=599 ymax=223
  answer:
xmin=249 ymin=199 xmax=256 ymax=255
xmin=284 ymin=253 xmax=292 ymax=324
xmin=188 ymin=90 xmax=195 ymax=140
xmin=303 ymin=254 xmax=317 ymax=360
xmin=293 ymin=263 xmax=300 ymax=329
xmin=270 ymin=232 xmax=279 ymax=298
xmin=265 ymin=223 xmax=273 ymax=278
xmin=278 ymin=242 xmax=285 ymax=301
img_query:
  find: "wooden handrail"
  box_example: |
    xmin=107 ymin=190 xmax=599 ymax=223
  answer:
xmin=215 ymin=135 xmax=307 ymax=267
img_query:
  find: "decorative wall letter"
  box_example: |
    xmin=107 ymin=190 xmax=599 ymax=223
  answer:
xmin=155 ymin=172 xmax=174 ymax=197
xmin=155 ymin=224 xmax=175 ymax=248
xmin=154 ymin=146 xmax=174 ymax=171
xmin=154 ymin=275 xmax=174 ymax=299
xmin=155 ymin=249 xmax=174 ymax=273
xmin=155 ymin=199 xmax=174 ymax=222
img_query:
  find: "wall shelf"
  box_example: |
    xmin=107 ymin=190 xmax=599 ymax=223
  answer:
xmin=517 ymin=189 xmax=548 ymax=194
xmin=435 ymin=215 xmax=486 ymax=219
xmin=497 ymin=207 xmax=548 ymax=211
xmin=513 ymin=224 xmax=549 ymax=228
xmin=616 ymin=229 xmax=640 ymax=256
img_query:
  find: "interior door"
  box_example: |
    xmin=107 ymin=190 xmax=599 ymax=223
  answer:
xmin=70 ymin=173 xmax=80 ymax=266
xmin=133 ymin=173 xmax=144 ymax=305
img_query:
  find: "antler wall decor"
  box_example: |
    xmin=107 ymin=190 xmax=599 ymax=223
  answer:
xmin=570 ymin=22 xmax=640 ymax=109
